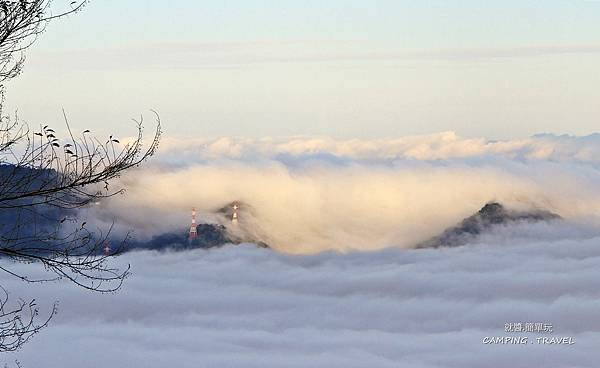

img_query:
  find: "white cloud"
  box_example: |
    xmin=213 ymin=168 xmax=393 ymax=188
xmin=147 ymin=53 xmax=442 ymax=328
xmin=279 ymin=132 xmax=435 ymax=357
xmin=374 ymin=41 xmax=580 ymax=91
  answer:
xmin=155 ymin=132 xmax=600 ymax=163
xmin=4 ymin=234 xmax=600 ymax=367
xmin=91 ymin=133 xmax=600 ymax=253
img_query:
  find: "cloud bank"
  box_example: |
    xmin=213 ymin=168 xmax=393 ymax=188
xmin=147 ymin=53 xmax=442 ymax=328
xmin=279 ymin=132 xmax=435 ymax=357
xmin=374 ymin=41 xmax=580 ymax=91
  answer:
xmin=4 ymin=234 xmax=600 ymax=368
xmin=89 ymin=133 xmax=600 ymax=254
xmin=156 ymin=132 xmax=600 ymax=162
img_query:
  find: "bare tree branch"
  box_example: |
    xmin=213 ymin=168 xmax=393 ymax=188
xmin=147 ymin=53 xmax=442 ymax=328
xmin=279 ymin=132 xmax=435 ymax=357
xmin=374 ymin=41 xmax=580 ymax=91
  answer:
xmin=0 ymin=0 xmax=162 ymax=353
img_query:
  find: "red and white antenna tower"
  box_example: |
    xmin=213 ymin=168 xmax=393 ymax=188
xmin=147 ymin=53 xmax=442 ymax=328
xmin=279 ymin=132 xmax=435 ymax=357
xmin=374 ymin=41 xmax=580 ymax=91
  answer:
xmin=189 ymin=208 xmax=198 ymax=240
xmin=232 ymin=203 xmax=239 ymax=224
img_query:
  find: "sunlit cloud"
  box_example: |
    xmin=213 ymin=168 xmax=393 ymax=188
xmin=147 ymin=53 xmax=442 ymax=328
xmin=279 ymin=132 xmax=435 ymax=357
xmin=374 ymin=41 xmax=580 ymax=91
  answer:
xmin=75 ymin=133 xmax=600 ymax=254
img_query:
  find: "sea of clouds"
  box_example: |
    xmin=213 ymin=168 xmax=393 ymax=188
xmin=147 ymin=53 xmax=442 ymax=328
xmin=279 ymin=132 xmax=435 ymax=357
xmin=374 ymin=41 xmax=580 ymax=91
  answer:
xmin=89 ymin=132 xmax=600 ymax=253
xmin=5 ymin=235 xmax=600 ymax=368
xmin=3 ymin=132 xmax=600 ymax=367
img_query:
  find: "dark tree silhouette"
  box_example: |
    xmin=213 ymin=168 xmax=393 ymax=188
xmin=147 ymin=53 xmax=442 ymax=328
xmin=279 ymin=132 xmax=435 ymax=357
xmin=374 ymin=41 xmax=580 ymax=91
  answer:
xmin=0 ymin=0 xmax=162 ymax=353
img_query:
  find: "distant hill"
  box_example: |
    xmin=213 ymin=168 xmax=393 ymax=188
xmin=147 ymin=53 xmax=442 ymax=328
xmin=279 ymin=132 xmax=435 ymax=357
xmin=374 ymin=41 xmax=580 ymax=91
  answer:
xmin=417 ymin=202 xmax=560 ymax=248
xmin=122 ymin=201 xmax=270 ymax=252
xmin=124 ymin=223 xmax=268 ymax=252
xmin=0 ymin=164 xmax=69 ymax=249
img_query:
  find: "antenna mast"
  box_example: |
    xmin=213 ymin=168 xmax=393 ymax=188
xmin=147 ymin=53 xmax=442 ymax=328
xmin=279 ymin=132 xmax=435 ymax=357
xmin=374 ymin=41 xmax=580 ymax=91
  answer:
xmin=232 ymin=203 xmax=239 ymax=224
xmin=189 ymin=208 xmax=198 ymax=241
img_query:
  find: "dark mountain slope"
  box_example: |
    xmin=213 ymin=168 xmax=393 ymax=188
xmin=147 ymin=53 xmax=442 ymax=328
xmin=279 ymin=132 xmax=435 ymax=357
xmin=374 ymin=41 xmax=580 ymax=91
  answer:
xmin=417 ymin=202 xmax=560 ymax=248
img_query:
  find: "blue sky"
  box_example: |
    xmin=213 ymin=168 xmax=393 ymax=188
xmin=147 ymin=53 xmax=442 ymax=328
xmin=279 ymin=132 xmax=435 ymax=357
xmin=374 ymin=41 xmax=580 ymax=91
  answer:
xmin=5 ymin=0 xmax=600 ymax=139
